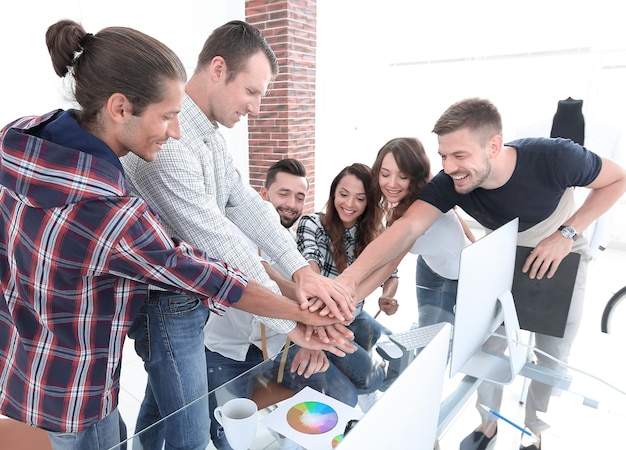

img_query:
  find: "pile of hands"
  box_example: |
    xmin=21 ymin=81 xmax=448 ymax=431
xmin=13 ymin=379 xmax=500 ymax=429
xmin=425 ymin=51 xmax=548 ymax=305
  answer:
xmin=286 ymin=270 xmax=360 ymax=377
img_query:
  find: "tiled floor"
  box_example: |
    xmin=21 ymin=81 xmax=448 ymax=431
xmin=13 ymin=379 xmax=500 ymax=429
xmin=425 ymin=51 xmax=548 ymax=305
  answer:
xmin=115 ymin=239 xmax=626 ymax=449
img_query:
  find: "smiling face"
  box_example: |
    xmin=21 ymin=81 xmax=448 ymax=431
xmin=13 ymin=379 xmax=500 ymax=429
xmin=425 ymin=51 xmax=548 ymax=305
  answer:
xmin=333 ymin=174 xmax=367 ymax=229
xmin=261 ymin=171 xmax=308 ymax=228
xmin=378 ymin=152 xmax=411 ymax=205
xmin=118 ymin=79 xmax=184 ymax=161
xmin=208 ymin=51 xmax=272 ymax=128
xmin=438 ymin=127 xmax=492 ymax=194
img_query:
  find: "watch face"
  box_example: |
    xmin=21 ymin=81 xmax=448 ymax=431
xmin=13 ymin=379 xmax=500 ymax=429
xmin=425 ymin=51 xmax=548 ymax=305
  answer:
xmin=560 ymin=226 xmax=577 ymax=239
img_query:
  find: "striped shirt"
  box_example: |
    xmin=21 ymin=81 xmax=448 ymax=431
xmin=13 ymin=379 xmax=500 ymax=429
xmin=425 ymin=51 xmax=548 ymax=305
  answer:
xmin=0 ymin=110 xmax=247 ymax=432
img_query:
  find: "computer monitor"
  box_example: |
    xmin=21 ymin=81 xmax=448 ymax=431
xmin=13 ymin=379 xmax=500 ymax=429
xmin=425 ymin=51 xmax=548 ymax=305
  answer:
xmin=338 ymin=322 xmax=452 ymax=450
xmin=448 ymin=218 xmax=526 ymax=384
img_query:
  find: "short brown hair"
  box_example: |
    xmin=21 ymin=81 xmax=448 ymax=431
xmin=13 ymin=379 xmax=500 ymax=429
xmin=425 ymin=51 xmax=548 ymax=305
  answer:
xmin=196 ymin=20 xmax=278 ymax=82
xmin=432 ymin=97 xmax=502 ymax=145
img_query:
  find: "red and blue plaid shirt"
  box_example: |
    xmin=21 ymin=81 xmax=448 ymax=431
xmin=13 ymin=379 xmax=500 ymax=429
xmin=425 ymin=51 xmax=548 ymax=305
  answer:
xmin=0 ymin=110 xmax=247 ymax=433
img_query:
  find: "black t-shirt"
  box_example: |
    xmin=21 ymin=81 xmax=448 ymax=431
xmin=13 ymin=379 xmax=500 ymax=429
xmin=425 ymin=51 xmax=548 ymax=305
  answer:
xmin=420 ymin=137 xmax=602 ymax=231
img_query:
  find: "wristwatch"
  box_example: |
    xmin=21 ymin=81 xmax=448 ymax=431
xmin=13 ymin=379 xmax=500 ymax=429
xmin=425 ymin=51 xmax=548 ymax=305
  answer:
xmin=558 ymin=225 xmax=578 ymax=241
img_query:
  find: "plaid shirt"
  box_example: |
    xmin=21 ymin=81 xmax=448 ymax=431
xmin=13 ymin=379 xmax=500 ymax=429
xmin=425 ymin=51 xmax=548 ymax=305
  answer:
xmin=296 ymin=213 xmax=358 ymax=279
xmin=0 ymin=110 xmax=247 ymax=433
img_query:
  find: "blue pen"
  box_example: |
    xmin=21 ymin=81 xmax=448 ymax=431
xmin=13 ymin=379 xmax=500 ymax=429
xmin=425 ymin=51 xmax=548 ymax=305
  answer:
xmin=479 ymin=404 xmax=539 ymax=440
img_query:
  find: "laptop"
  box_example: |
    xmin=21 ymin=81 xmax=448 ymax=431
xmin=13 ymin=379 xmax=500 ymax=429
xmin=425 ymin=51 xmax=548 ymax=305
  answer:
xmin=338 ymin=323 xmax=452 ymax=450
xmin=511 ymin=246 xmax=581 ymax=338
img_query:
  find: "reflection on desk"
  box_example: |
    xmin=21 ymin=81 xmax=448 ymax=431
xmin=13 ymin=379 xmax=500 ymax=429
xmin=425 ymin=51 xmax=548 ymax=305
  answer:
xmin=112 ymin=323 xmax=626 ymax=450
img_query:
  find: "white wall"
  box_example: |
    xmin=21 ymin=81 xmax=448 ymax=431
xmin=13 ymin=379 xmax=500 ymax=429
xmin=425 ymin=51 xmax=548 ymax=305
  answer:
xmin=0 ymin=0 xmax=251 ymax=178
xmin=315 ymin=0 xmax=626 ymax=248
xmin=3 ymin=0 xmax=626 ymax=245
xmin=315 ymin=0 xmax=626 ymax=189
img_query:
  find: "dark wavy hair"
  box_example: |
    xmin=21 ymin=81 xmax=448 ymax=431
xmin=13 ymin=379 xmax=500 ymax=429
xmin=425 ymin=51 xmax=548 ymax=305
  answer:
xmin=320 ymin=163 xmax=382 ymax=272
xmin=371 ymin=137 xmax=431 ymax=226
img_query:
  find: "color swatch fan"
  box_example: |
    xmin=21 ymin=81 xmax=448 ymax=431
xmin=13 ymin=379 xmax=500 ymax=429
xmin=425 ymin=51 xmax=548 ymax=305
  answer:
xmin=287 ymin=401 xmax=338 ymax=434
xmin=262 ymin=387 xmax=362 ymax=450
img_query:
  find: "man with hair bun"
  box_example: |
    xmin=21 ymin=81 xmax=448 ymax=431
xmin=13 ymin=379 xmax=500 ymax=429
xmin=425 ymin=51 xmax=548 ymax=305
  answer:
xmin=0 ymin=20 xmax=353 ymax=450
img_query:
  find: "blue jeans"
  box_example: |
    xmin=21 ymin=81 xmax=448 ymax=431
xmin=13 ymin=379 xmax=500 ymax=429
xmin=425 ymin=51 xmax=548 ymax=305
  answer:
xmin=127 ymin=292 xmax=210 ymax=450
xmin=326 ymin=305 xmax=385 ymax=395
xmin=206 ymin=344 xmax=358 ymax=450
xmin=47 ymin=407 xmax=126 ymax=450
xmin=415 ymin=255 xmax=457 ymax=327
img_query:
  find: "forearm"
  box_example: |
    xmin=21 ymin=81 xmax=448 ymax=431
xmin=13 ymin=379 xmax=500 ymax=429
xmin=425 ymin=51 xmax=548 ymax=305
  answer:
xmin=567 ymin=157 xmax=626 ymax=232
xmin=262 ymin=261 xmax=297 ymax=301
xmin=234 ymin=280 xmax=344 ymax=327
xmin=381 ymin=275 xmax=399 ymax=299
xmin=351 ymin=255 xmax=404 ymax=299
xmin=567 ymin=182 xmax=626 ymax=233
xmin=338 ymin=200 xmax=441 ymax=296
xmin=341 ymin=220 xmax=416 ymax=287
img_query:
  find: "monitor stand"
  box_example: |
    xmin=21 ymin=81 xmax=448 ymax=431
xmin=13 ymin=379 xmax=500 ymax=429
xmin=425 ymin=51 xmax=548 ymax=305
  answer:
xmin=459 ymin=289 xmax=526 ymax=385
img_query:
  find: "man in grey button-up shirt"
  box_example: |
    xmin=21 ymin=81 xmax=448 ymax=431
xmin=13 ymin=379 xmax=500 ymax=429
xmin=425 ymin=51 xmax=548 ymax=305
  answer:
xmin=122 ymin=20 xmax=356 ymax=450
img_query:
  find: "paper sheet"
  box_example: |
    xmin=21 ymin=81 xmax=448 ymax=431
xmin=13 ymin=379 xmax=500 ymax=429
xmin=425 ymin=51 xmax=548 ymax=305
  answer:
xmin=261 ymin=386 xmax=363 ymax=449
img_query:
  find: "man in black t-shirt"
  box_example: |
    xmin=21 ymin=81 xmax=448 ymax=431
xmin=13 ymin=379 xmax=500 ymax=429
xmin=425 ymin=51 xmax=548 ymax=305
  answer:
xmin=332 ymin=98 xmax=626 ymax=450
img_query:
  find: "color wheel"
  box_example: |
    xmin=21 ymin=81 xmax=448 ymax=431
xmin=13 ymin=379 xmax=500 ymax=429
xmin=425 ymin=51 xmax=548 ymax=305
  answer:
xmin=286 ymin=401 xmax=338 ymax=434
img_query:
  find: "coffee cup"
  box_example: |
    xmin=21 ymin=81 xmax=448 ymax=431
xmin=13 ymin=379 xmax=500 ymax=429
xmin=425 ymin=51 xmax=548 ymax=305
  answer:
xmin=214 ymin=398 xmax=258 ymax=450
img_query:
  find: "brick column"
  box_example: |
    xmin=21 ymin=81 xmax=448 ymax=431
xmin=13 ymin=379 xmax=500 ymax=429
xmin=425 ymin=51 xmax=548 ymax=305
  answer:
xmin=246 ymin=0 xmax=317 ymax=213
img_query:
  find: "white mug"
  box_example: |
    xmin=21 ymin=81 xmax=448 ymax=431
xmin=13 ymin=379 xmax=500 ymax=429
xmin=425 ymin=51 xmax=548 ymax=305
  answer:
xmin=214 ymin=398 xmax=258 ymax=450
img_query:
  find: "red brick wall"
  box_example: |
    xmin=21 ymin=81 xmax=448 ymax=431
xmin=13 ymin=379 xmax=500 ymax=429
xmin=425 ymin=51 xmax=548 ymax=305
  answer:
xmin=246 ymin=0 xmax=317 ymax=214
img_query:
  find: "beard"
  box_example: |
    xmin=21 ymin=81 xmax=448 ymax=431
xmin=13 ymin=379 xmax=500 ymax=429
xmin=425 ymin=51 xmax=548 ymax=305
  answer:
xmin=280 ymin=216 xmax=297 ymax=228
xmin=453 ymin=156 xmax=491 ymax=194
xmin=278 ymin=210 xmax=300 ymax=229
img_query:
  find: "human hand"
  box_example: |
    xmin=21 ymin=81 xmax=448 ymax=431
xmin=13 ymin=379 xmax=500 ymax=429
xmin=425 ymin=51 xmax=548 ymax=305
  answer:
xmin=303 ymin=296 xmax=326 ymax=313
xmin=296 ymin=309 xmax=352 ymax=328
xmin=378 ymin=296 xmax=399 ymax=316
xmin=294 ymin=267 xmax=356 ymax=320
xmin=288 ymin=323 xmax=357 ymax=357
xmin=304 ymin=323 xmax=355 ymax=343
xmin=290 ymin=348 xmax=330 ymax=378
xmin=522 ymin=231 xmax=574 ymax=279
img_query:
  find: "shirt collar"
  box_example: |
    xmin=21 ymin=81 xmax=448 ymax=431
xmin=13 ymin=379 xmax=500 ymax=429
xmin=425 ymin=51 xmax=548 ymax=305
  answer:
xmin=39 ymin=109 xmax=124 ymax=173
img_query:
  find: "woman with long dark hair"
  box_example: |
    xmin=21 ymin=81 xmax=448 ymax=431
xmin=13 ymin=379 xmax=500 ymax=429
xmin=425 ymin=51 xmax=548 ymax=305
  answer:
xmin=297 ymin=163 xmax=391 ymax=409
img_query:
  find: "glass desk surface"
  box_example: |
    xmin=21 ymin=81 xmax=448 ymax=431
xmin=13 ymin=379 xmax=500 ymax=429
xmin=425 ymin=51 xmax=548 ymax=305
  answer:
xmin=110 ymin=328 xmax=626 ymax=450
xmin=112 ymin=343 xmax=364 ymax=450
xmin=111 ymin=246 xmax=626 ymax=449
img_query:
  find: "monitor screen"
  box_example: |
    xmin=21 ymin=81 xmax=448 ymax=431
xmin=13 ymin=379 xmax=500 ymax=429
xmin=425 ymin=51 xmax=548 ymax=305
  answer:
xmin=449 ymin=218 xmax=526 ymax=384
xmin=338 ymin=322 xmax=452 ymax=450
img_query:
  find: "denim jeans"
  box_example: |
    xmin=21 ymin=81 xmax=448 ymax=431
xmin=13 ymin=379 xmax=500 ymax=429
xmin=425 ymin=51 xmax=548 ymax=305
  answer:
xmin=47 ymin=407 xmax=126 ymax=450
xmin=326 ymin=305 xmax=385 ymax=395
xmin=415 ymin=255 xmax=457 ymax=327
xmin=206 ymin=343 xmax=358 ymax=450
xmin=127 ymin=291 xmax=210 ymax=450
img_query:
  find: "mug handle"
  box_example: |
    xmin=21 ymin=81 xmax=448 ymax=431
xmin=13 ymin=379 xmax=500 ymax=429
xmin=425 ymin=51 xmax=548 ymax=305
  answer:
xmin=213 ymin=406 xmax=224 ymax=426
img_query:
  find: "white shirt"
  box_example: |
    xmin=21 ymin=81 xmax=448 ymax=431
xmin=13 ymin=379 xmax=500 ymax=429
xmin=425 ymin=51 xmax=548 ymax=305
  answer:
xmin=409 ymin=210 xmax=469 ymax=279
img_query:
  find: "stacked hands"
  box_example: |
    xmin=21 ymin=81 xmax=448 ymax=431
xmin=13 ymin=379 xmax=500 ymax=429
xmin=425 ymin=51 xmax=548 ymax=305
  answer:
xmin=283 ymin=269 xmax=359 ymax=377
